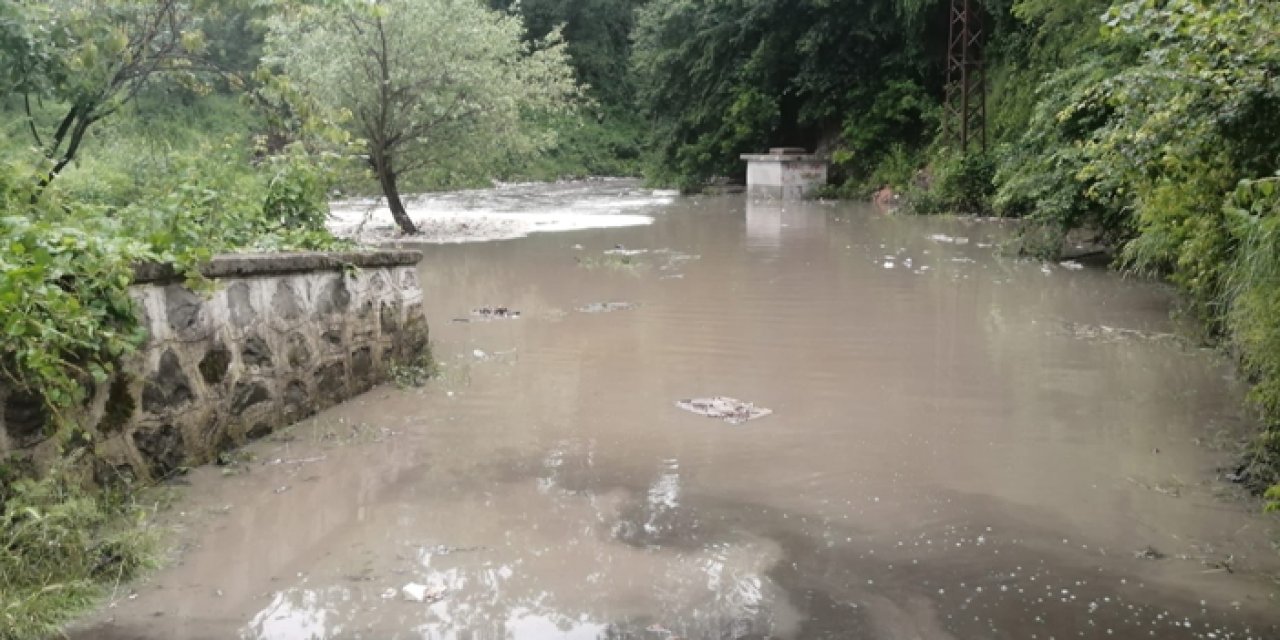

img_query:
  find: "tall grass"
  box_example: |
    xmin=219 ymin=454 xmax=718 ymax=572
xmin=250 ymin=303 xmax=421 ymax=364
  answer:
xmin=0 ymin=463 xmax=157 ymax=640
xmin=1223 ymin=178 xmax=1280 ymax=497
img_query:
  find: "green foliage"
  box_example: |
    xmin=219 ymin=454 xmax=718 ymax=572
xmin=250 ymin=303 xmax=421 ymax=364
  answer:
xmin=0 ymin=467 xmax=157 ymax=640
xmin=991 ymin=56 xmax=1132 ymax=246
xmin=501 ymin=107 xmax=646 ymax=181
xmin=489 ymin=0 xmax=646 ymax=107
xmin=0 ymin=0 xmax=221 ymax=189
xmin=984 ymin=0 xmax=1113 ymax=148
xmin=389 ymin=343 xmax=439 ymax=388
xmin=265 ymin=0 xmax=583 ymax=232
xmin=632 ymin=0 xmax=943 ymax=188
xmin=835 ymin=79 xmax=937 ymax=179
xmin=864 ymin=144 xmax=922 ymax=193
xmin=909 ymin=152 xmax=996 ymax=215
xmin=1223 ymin=178 xmax=1280 ymax=499
xmin=0 ymin=214 xmax=153 ymax=428
xmin=1 ymin=126 xmax=344 ymax=441
xmin=992 ymin=0 xmax=1280 ymax=503
xmin=821 ymin=143 xmax=924 ymax=199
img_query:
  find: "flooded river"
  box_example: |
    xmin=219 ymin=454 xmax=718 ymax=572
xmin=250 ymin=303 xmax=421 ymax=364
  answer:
xmin=77 ymin=182 xmax=1280 ymax=639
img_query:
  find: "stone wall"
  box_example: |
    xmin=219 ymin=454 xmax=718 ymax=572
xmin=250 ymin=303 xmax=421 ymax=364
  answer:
xmin=0 ymin=250 xmax=428 ymax=482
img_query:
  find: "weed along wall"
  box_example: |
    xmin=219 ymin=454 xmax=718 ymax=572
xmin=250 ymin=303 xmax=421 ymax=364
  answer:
xmin=0 ymin=250 xmax=429 ymax=482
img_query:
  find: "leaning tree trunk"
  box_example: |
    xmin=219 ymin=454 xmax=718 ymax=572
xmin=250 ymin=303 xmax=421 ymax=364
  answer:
xmin=373 ymin=154 xmax=418 ymax=235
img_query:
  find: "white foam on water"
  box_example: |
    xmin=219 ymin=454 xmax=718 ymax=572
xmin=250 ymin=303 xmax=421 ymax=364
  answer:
xmin=328 ymin=179 xmax=669 ymax=244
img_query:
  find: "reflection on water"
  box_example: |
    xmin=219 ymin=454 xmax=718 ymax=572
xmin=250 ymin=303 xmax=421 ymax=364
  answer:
xmin=744 ymin=198 xmax=829 ymax=250
xmin=246 ymin=588 xmax=344 ymax=640
xmin=76 ymin=181 xmax=1280 ymax=640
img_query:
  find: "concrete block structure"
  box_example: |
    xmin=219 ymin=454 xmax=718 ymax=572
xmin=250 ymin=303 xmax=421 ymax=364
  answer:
xmin=740 ymin=148 xmax=829 ymax=198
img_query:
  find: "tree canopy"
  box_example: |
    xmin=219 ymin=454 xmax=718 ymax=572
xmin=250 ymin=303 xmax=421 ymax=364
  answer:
xmin=631 ymin=0 xmax=943 ymax=189
xmin=1 ymin=0 xmax=217 ymax=190
xmin=266 ymin=0 xmax=581 ymax=234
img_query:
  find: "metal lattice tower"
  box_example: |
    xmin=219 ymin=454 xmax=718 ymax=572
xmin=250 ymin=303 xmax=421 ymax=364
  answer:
xmin=943 ymin=0 xmax=986 ymax=154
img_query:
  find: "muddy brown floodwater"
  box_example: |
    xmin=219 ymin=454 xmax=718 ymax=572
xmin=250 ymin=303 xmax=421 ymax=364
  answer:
xmin=75 ymin=182 xmax=1280 ymax=639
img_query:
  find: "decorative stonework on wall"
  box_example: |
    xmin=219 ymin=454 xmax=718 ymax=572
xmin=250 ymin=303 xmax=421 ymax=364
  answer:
xmin=0 ymin=250 xmax=428 ymax=482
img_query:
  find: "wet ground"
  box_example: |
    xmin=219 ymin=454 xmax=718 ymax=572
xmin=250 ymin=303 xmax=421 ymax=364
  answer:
xmin=77 ymin=182 xmax=1280 ymax=639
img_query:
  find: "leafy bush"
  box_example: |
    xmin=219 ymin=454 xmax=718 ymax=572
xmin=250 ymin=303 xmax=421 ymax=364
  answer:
xmin=0 ymin=215 xmax=154 ymax=433
xmin=908 ymin=152 xmax=996 ymax=215
xmin=865 ymin=144 xmax=923 ymax=194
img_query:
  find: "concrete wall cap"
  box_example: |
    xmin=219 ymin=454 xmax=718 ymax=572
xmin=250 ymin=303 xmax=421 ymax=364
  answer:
xmin=740 ymin=153 xmax=824 ymax=162
xmin=133 ymin=250 xmax=424 ymax=283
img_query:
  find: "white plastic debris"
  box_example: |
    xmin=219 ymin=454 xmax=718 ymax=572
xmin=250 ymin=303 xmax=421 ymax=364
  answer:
xmin=576 ymin=302 xmax=637 ymax=313
xmin=1059 ymin=260 xmax=1085 ymax=270
xmin=401 ymin=582 xmax=447 ymax=603
xmin=675 ymin=397 xmax=773 ymax=425
xmin=473 ymin=349 xmax=487 ymax=359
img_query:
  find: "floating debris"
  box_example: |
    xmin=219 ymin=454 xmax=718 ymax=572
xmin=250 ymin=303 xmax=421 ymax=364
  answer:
xmin=1059 ymin=260 xmax=1085 ymax=270
xmin=401 ymin=582 xmax=447 ymax=603
xmin=675 ymin=397 xmax=773 ymax=425
xmin=470 ymin=306 xmax=521 ymax=320
xmin=1133 ymin=546 xmax=1166 ymax=560
xmin=267 ymin=455 xmax=327 ymax=466
xmin=1059 ymin=321 xmax=1179 ymax=344
xmin=603 ymin=247 xmax=649 ymax=256
xmin=656 ymin=249 xmax=701 ymax=263
xmin=577 ymin=302 xmax=637 ymax=313
xmin=575 ymin=254 xmax=645 ymax=271
xmin=414 ymin=544 xmax=487 ymax=556
xmin=928 ymin=234 xmax=970 ymax=245
xmin=1127 ymin=475 xmax=1183 ymax=497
